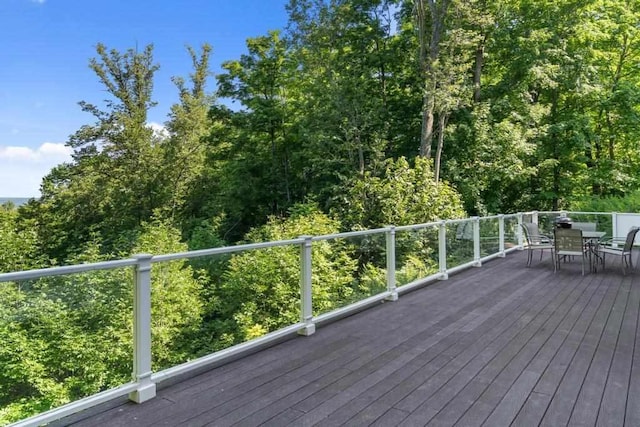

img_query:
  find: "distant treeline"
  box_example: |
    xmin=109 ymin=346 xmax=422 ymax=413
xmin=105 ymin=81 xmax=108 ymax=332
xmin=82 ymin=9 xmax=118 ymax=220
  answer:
xmin=0 ymin=198 xmax=31 ymax=207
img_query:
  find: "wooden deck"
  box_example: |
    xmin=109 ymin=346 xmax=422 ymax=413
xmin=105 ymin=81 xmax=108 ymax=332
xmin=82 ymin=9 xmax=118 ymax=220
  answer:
xmin=64 ymin=251 xmax=640 ymax=426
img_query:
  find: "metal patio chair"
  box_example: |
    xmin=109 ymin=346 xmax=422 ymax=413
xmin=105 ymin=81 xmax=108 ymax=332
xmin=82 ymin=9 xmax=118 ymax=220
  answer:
xmin=554 ymin=228 xmax=589 ymax=275
xmin=598 ymin=226 xmax=640 ymax=275
xmin=521 ymin=222 xmax=554 ymax=267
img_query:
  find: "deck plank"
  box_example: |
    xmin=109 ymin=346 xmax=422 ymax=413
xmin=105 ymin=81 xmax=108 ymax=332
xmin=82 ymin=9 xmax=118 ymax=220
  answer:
xmin=597 ymin=277 xmax=639 ymax=426
xmin=61 ymin=252 xmax=640 ymax=427
xmin=433 ymin=272 xmax=605 ymax=426
xmin=321 ymin=270 xmax=564 ymax=425
xmin=400 ymin=268 xmax=592 ymax=425
xmin=539 ymin=271 xmax=626 ymax=427
xmin=569 ymin=276 xmax=632 ymax=425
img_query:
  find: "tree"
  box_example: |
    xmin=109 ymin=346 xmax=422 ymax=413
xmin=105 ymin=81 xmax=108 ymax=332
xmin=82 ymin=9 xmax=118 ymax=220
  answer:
xmin=216 ymin=31 xmax=297 ymax=229
xmin=33 ymin=43 xmax=162 ymax=259
xmin=335 ymin=156 xmax=465 ymax=229
xmin=415 ymin=0 xmax=451 ymax=159
xmin=0 ymin=205 xmax=41 ymax=273
xmin=161 ymin=44 xmax=215 ymax=219
xmin=412 ymin=0 xmax=482 ymax=182
xmin=0 ymin=220 xmax=203 ymax=423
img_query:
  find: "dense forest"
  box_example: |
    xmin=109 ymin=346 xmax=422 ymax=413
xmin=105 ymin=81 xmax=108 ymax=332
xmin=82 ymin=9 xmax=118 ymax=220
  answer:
xmin=2 ymin=0 xmax=640 ymax=422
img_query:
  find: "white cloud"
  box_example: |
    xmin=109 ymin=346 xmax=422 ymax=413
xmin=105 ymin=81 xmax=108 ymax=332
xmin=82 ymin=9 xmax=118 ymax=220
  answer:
xmin=147 ymin=121 xmax=169 ymax=139
xmin=0 ymin=142 xmax=73 ymax=197
xmin=0 ymin=142 xmax=72 ymax=162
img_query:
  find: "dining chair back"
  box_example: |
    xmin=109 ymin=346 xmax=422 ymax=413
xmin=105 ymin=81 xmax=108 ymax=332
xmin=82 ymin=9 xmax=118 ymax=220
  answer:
xmin=521 ymin=222 xmax=554 ymax=267
xmin=599 ymin=226 xmax=640 ymax=275
xmin=554 ymin=228 xmax=588 ymax=275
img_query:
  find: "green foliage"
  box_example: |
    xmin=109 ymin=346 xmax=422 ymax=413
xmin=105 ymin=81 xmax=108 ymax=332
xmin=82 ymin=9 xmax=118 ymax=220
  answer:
xmin=336 ymin=157 xmax=466 ymax=229
xmin=133 ymin=220 xmax=204 ymax=369
xmin=0 ymin=206 xmax=41 ymax=273
xmin=0 ymin=221 xmax=203 ymax=423
xmin=571 ymin=189 xmax=640 ymax=214
xmin=215 ymin=205 xmax=357 ymax=341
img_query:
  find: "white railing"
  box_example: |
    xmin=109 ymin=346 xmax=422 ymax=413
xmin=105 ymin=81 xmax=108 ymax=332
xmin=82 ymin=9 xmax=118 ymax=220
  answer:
xmin=4 ymin=210 xmax=640 ymax=426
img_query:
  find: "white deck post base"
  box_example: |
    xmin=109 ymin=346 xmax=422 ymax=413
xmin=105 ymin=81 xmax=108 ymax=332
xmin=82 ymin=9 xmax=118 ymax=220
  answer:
xmin=129 ymin=380 xmax=156 ymax=403
xmin=298 ymin=323 xmax=316 ymax=336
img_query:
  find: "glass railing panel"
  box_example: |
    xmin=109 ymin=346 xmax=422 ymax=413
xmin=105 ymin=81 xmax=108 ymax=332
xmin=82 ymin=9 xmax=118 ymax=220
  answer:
xmin=395 ymin=225 xmax=439 ymax=287
xmin=0 ymin=268 xmax=133 ymax=424
xmin=479 ymin=217 xmax=500 ymax=257
xmin=312 ymin=232 xmax=388 ymax=317
xmin=536 ymin=212 xmax=560 ymax=235
xmin=566 ymin=212 xmax=612 ymax=236
xmin=504 ymin=215 xmax=520 ymax=249
xmin=446 ymin=220 xmax=474 ymax=268
xmin=151 ymin=246 xmax=301 ymax=371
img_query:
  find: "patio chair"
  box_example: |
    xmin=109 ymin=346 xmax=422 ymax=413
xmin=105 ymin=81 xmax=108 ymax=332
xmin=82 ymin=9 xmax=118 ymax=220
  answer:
xmin=554 ymin=228 xmax=589 ymax=275
xmin=598 ymin=226 xmax=640 ymax=275
xmin=521 ymin=222 xmax=554 ymax=267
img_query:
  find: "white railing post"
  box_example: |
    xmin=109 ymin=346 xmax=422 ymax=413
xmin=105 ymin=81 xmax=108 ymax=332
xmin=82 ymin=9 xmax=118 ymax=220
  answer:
xmin=532 ymin=210 xmax=539 ymax=225
xmin=129 ymin=254 xmax=156 ymax=403
xmin=438 ymin=221 xmax=448 ymax=280
xmin=298 ymin=236 xmax=315 ymax=336
xmin=517 ymin=213 xmax=524 ymax=248
xmin=612 ymin=212 xmax=618 ymax=238
xmin=473 ymin=217 xmax=481 ymax=267
xmin=385 ymin=226 xmax=398 ymax=301
xmin=498 ymin=214 xmax=505 ymax=257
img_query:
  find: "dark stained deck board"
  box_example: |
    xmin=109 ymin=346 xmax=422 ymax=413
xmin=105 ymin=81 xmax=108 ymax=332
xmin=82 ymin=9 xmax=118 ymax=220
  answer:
xmin=483 ymin=271 xmax=608 ymax=425
xmin=511 ymin=268 xmax=615 ymax=426
xmin=624 ymin=273 xmax=640 ymax=427
xmin=597 ymin=277 xmax=639 ymax=426
xmin=396 ymin=265 xmax=598 ymax=426
xmin=429 ymin=270 xmax=606 ymax=426
xmin=65 ymin=252 xmax=640 ymax=427
xmin=569 ymin=276 xmax=633 ymax=426
xmin=538 ymin=266 xmax=628 ymax=427
xmin=305 ymin=267 xmax=568 ymax=426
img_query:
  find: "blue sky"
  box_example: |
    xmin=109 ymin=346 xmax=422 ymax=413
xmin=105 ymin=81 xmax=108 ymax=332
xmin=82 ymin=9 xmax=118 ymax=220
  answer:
xmin=0 ymin=0 xmax=289 ymax=197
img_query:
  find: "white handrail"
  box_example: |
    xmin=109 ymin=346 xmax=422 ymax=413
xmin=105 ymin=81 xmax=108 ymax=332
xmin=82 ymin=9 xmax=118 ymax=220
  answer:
xmin=0 ymin=258 xmax=137 ymax=282
xmin=152 ymin=238 xmax=304 ymax=263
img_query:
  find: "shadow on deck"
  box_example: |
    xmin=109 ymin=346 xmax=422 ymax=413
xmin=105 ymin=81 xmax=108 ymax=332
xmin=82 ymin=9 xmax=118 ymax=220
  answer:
xmin=62 ymin=251 xmax=640 ymax=426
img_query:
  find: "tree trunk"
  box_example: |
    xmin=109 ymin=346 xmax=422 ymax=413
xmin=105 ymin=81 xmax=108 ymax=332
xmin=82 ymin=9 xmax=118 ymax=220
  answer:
xmin=434 ymin=113 xmax=448 ymax=182
xmin=417 ymin=0 xmax=450 ymax=158
xmin=420 ymin=97 xmax=435 ymax=157
xmin=473 ymin=37 xmax=485 ymax=103
xmin=356 ymin=131 xmax=365 ymax=176
xmin=551 ymin=93 xmax=560 ymax=210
